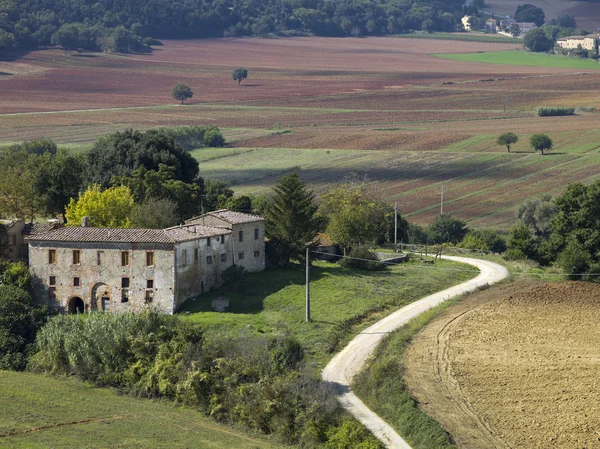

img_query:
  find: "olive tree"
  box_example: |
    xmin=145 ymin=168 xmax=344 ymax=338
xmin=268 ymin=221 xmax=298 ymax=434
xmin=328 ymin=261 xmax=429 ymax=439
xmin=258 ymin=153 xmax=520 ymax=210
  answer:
xmin=530 ymin=133 xmax=553 ymax=155
xmin=232 ymin=67 xmax=248 ymax=86
xmin=171 ymin=83 xmax=193 ymax=104
xmin=496 ymin=133 xmax=518 ymax=153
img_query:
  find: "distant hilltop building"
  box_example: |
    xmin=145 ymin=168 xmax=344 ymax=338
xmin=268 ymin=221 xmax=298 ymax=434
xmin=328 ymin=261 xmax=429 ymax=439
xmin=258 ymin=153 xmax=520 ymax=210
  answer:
xmin=27 ymin=210 xmax=265 ymax=315
xmin=556 ymin=35 xmax=598 ymax=52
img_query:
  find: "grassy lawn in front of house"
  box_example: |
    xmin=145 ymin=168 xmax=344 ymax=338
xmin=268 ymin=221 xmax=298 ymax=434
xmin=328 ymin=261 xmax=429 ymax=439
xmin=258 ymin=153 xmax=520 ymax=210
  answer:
xmin=179 ymin=258 xmax=478 ymax=368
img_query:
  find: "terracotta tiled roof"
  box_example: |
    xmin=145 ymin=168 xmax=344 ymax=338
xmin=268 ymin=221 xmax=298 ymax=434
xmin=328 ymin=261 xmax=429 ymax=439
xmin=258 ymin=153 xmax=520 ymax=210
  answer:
xmin=163 ymin=225 xmax=230 ymax=242
xmin=315 ymin=233 xmax=335 ymax=247
xmin=186 ymin=209 xmax=265 ymax=225
xmin=558 ymin=36 xmax=595 ymax=41
xmin=22 ymin=222 xmax=57 ymax=235
xmin=27 ymin=227 xmax=176 ymax=243
xmin=27 ymin=224 xmax=231 ymax=244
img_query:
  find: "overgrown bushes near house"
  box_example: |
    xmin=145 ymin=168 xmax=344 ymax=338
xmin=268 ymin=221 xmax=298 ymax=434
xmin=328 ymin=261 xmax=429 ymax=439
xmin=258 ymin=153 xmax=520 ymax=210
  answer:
xmin=536 ymin=106 xmax=575 ymax=116
xmin=30 ymin=312 xmax=382 ymax=448
xmin=0 ymin=263 xmax=49 ymax=371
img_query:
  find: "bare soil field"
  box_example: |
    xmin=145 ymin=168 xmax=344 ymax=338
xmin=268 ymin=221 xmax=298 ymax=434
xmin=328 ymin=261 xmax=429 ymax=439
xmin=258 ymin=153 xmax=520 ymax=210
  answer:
xmin=0 ymin=37 xmax=564 ymax=114
xmin=404 ymin=280 xmax=600 ymax=449
xmin=485 ymin=0 xmax=600 ymax=32
xmin=3 ymin=37 xmax=600 ymax=228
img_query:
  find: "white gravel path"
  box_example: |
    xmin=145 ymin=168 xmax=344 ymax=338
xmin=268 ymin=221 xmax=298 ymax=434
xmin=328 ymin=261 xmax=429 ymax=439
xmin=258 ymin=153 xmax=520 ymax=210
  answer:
xmin=322 ymin=256 xmax=509 ymax=449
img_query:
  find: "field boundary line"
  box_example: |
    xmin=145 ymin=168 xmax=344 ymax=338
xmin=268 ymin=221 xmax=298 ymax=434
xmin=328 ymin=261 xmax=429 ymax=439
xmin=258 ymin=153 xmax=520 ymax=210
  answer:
xmin=0 ymin=415 xmax=128 ymax=438
xmin=322 ymin=256 xmax=508 ymax=448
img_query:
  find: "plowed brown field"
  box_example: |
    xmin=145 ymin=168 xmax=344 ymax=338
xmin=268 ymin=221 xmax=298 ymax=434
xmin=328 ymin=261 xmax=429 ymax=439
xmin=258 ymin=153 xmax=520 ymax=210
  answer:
xmin=3 ymin=36 xmax=600 ymax=227
xmin=404 ymin=280 xmax=600 ymax=449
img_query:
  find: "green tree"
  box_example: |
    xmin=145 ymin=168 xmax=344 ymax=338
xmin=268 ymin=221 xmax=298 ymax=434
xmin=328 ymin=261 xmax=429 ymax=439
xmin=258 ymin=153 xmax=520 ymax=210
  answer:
xmin=524 ymin=28 xmax=553 ymax=52
xmin=32 ymin=149 xmax=85 ymax=218
xmin=555 ymin=239 xmax=591 ymax=279
xmin=52 ymin=23 xmax=80 ymax=53
xmin=171 ymin=83 xmax=193 ymax=104
xmin=264 ymin=173 xmax=321 ymax=265
xmin=505 ymin=222 xmax=539 ymax=260
xmin=320 ymin=177 xmax=389 ymax=254
xmin=427 ymin=214 xmax=468 ymax=244
xmin=203 ymin=179 xmax=234 ymax=212
xmin=232 ymin=67 xmax=248 ymax=86
xmin=0 ymin=150 xmax=41 ymax=221
xmin=203 ymin=129 xmax=225 ymax=147
xmin=529 ymin=133 xmax=553 ymax=155
xmin=116 ymin=165 xmax=202 ymax=220
xmin=0 ymin=260 xmax=32 ymax=290
xmin=0 ymin=285 xmax=48 ymax=371
xmin=516 ymin=195 xmax=557 ymax=235
xmin=86 ymin=129 xmax=199 ymax=188
xmin=65 ymin=185 xmax=135 ymax=228
xmin=508 ymin=23 xmax=521 ymax=37
xmin=496 ymin=133 xmax=518 ymax=153
xmin=541 ymin=181 xmax=600 ymax=264
xmin=130 ymin=197 xmax=180 ymax=228
xmin=515 ymin=4 xmax=545 ymax=26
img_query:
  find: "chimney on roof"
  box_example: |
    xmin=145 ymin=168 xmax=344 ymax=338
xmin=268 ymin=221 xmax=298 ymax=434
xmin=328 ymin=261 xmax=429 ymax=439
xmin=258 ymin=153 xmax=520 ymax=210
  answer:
xmin=47 ymin=218 xmax=60 ymax=229
xmin=81 ymin=216 xmax=89 ymax=227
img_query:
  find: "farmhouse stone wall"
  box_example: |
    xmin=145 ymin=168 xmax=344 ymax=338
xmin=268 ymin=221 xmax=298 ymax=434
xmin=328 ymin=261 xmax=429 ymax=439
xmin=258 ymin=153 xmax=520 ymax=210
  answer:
xmin=174 ymin=234 xmax=233 ymax=308
xmin=28 ymin=241 xmax=176 ymax=314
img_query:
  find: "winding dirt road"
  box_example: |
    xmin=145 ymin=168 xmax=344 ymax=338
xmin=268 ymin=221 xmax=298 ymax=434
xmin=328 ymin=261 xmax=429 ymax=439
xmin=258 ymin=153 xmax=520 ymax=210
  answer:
xmin=321 ymin=256 xmax=509 ymax=449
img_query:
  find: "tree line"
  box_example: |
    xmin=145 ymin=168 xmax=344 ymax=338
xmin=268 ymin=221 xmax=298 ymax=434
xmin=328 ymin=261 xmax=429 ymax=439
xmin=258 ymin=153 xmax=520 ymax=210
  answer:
xmin=1 ymin=0 xmax=468 ymax=54
xmin=0 ymin=127 xmax=226 ymax=228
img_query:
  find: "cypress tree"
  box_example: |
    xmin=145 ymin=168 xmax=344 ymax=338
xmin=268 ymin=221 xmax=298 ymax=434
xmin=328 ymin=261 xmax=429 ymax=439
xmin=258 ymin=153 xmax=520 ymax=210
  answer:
xmin=265 ymin=173 xmax=321 ymax=265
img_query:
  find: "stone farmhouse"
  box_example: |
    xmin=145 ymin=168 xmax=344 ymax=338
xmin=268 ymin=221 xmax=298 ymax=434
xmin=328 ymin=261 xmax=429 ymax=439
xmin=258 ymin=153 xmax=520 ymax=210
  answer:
xmin=0 ymin=219 xmax=56 ymax=261
xmin=485 ymin=18 xmax=498 ymax=33
xmin=27 ymin=210 xmax=265 ymax=315
xmin=556 ymin=35 xmax=598 ymax=52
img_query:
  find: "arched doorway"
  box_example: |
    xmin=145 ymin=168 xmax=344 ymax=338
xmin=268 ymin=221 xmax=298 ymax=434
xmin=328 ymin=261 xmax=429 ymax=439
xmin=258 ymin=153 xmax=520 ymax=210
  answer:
xmin=68 ymin=297 xmax=85 ymax=314
xmin=91 ymin=283 xmax=111 ymax=312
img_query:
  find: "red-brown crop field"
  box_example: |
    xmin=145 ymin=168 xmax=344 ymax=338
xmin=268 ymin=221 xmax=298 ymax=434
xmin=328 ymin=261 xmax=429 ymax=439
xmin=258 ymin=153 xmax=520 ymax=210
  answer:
xmin=2 ymin=36 xmax=600 ymax=228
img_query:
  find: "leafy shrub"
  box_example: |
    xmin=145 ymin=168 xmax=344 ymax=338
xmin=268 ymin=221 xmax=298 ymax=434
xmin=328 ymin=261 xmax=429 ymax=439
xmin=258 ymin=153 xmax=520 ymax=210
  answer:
xmin=203 ymin=129 xmax=225 ymax=147
xmin=30 ymin=313 xmax=377 ymax=448
xmin=0 ymin=285 xmax=49 ymax=371
xmin=555 ymin=240 xmax=591 ymax=279
xmin=505 ymin=222 xmax=540 ymax=261
xmin=536 ymin=106 xmax=575 ymax=117
xmin=427 ymin=214 xmax=468 ymax=245
xmin=221 ymin=264 xmax=246 ymax=290
xmin=339 ymin=247 xmax=385 ymax=271
xmin=459 ymin=230 xmax=506 ymax=253
xmin=157 ymin=125 xmax=224 ymax=149
xmin=325 ymin=420 xmax=382 ymax=448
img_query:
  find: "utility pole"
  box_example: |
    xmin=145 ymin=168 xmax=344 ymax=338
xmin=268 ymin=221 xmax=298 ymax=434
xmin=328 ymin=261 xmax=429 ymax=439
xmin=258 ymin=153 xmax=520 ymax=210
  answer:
xmin=440 ymin=185 xmax=445 ymax=215
xmin=305 ymin=246 xmax=310 ymax=322
xmin=394 ymin=201 xmax=398 ymax=246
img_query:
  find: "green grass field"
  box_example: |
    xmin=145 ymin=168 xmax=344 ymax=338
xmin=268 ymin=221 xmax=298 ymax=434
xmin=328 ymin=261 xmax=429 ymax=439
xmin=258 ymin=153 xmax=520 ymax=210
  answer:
xmin=393 ymin=32 xmax=521 ymax=43
xmin=0 ymin=371 xmax=283 ymax=449
xmin=435 ymin=50 xmax=600 ymax=69
xmin=180 ymin=259 xmax=478 ymax=368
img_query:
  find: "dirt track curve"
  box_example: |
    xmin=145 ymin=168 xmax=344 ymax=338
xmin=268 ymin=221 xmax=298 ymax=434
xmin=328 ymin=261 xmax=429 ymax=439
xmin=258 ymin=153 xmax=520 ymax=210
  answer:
xmin=321 ymin=256 xmax=509 ymax=449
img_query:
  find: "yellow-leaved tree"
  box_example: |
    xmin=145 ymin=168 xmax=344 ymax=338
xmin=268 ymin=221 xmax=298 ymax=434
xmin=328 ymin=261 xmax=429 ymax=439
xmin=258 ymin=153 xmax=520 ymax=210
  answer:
xmin=65 ymin=185 xmax=135 ymax=228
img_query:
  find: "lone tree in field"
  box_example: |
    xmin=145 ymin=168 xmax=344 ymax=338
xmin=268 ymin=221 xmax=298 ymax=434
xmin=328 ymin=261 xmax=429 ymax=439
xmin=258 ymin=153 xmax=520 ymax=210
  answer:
xmin=171 ymin=83 xmax=193 ymax=104
xmin=232 ymin=67 xmax=248 ymax=86
xmin=530 ymin=133 xmax=553 ymax=155
xmin=496 ymin=133 xmax=518 ymax=153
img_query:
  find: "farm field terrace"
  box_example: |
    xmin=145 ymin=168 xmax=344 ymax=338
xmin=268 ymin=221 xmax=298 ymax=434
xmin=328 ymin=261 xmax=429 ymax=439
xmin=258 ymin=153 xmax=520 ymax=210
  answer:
xmin=2 ymin=37 xmax=600 ymax=228
xmin=0 ymin=370 xmax=283 ymax=449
